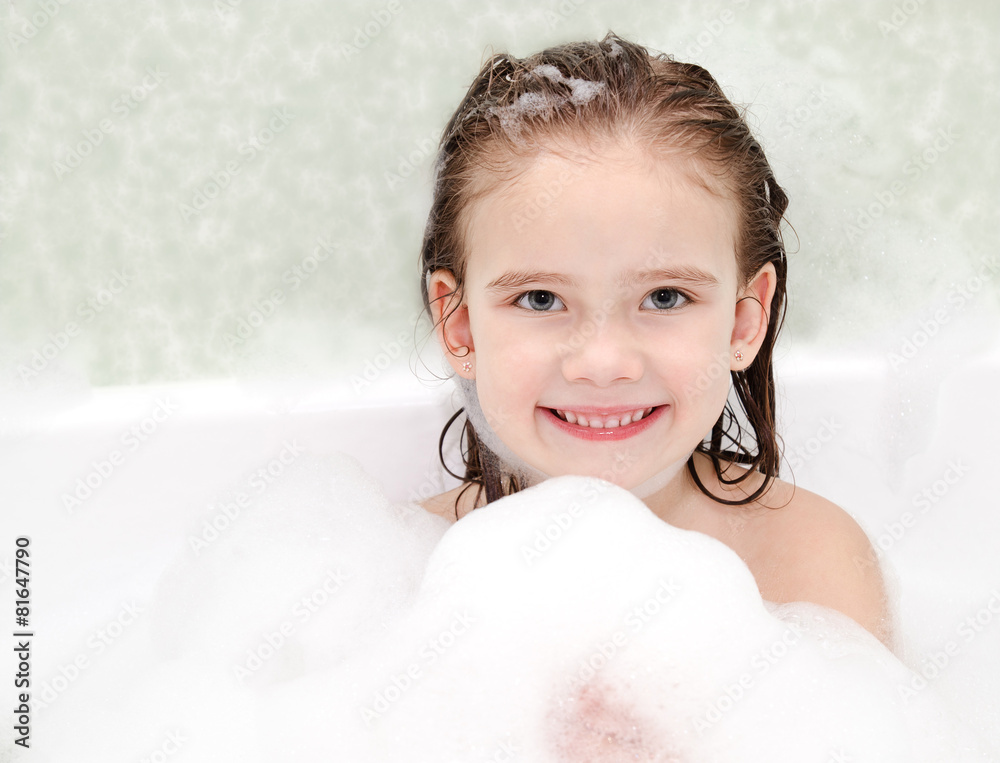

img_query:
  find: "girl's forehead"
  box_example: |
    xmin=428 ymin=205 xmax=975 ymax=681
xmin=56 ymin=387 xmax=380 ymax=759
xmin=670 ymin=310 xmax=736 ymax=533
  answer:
xmin=462 ymin=144 xmax=740 ymax=284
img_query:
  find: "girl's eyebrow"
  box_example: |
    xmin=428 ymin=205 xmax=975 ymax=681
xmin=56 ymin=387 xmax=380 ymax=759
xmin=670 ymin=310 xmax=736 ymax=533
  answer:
xmin=485 ymin=266 xmax=721 ymax=293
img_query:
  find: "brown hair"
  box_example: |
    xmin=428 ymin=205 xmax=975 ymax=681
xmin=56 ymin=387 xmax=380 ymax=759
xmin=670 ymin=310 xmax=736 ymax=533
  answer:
xmin=419 ymin=32 xmax=789 ymax=512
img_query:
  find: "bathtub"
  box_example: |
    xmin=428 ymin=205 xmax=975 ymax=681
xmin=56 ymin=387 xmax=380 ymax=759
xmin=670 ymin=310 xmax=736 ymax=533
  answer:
xmin=2 ymin=343 xmax=998 ymax=757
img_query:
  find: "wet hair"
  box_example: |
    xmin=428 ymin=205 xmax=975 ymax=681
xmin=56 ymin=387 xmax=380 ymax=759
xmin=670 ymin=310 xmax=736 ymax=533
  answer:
xmin=419 ymin=32 xmax=789 ymax=513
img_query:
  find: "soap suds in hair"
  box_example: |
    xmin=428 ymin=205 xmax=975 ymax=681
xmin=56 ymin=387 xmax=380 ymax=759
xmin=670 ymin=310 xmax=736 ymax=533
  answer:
xmin=487 ymin=65 xmax=606 ymax=139
xmin=529 ymin=64 xmax=607 ymax=106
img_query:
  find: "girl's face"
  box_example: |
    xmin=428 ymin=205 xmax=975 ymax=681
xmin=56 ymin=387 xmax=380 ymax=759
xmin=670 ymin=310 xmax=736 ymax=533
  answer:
xmin=430 ymin=141 xmax=775 ymax=491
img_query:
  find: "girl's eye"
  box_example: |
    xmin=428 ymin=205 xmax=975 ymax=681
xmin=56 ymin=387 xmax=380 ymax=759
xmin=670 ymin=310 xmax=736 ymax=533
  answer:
xmin=642 ymin=288 xmax=689 ymax=311
xmin=514 ymin=290 xmax=565 ymax=312
xmin=512 ymin=288 xmax=691 ymax=312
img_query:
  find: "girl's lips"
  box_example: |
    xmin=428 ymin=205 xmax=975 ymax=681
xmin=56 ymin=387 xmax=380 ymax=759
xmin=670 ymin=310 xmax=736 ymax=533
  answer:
xmin=541 ymin=404 xmax=667 ymax=441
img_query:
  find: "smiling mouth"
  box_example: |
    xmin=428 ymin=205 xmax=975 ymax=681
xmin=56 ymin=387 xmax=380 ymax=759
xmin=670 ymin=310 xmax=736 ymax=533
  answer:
xmin=549 ymin=406 xmax=660 ymax=429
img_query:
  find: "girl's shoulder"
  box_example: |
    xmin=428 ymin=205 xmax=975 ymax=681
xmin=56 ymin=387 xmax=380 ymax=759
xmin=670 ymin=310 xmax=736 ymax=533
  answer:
xmin=713 ymin=460 xmax=881 ymax=587
xmin=418 ymin=456 xmax=875 ymax=561
xmin=418 ymin=482 xmax=483 ymax=523
xmin=417 ymin=460 xmax=893 ymax=647
xmin=705 ymin=460 xmax=892 ymax=648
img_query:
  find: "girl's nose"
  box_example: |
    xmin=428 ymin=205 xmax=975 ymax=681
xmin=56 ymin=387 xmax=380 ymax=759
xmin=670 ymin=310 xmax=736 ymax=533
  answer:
xmin=558 ymin=310 xmax=644 ymax=387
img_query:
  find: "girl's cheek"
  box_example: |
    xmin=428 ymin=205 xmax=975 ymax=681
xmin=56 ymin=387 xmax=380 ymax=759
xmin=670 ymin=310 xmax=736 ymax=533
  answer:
xmin=488 ymin=327 xmax=552 ymax=362
xmin=674 ymin=347 xmax=733 ymax=409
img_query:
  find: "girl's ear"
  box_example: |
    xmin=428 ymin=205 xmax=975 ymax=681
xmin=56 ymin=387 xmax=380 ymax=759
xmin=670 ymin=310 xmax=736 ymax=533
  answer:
xmin=427 ymin=268 xmax=475 ymax=375
xmin=731 ymin=262 xmax=777 ymax=369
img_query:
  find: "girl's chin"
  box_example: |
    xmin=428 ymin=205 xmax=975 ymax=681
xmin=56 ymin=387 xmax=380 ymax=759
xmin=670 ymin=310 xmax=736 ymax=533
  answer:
xmin=519 ymin=460 xmax=657 ymax=490
xmin=519 ymin=451 xmax=693 ymax=495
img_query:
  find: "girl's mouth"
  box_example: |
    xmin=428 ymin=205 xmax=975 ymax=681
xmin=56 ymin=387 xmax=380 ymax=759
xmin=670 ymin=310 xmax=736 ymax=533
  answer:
xmin=541 ymin=405 xmax=667 ymax=441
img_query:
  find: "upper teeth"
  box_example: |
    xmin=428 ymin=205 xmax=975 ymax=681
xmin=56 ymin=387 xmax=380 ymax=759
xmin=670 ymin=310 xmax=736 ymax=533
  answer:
xmin=554 ymin=407 xmax=654 ymax=428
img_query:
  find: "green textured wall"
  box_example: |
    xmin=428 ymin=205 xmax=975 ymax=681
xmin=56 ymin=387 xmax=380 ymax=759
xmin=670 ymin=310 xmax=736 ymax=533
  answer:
xmin=1 ymin=0 xmax=997 ymax=388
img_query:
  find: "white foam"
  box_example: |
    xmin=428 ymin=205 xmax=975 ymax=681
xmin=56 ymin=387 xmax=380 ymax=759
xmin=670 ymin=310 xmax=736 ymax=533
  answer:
xmin=486 ymin=65 xmax=606 ymax=140
xmin=316 ymin=475 xmax=992 ymax=760
xmin=22 ymin=457 xmax=994 ymax=761
xmin=529 ymin=63 xmax=607 ymax=107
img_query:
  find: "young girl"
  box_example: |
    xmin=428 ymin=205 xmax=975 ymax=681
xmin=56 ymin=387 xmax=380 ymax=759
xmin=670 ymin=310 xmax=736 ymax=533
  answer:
xmin=417 ymin=32 xmax=894 ymax=651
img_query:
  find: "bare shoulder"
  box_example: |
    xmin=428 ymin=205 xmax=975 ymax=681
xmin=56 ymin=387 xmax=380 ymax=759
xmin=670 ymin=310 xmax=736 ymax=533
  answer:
xmin=683 ymin=454 xmax=892 ymax=648
xmin=418 ymin=482 xmax=482 ymax=524
xmin=744 ymin=476 xmax=894 ymax=649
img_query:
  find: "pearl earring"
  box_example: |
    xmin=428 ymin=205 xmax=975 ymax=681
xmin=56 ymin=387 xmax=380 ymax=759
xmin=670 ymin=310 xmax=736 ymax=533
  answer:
xmin=734 ymin=350 xmax=744 ymax=361
xmin=462 ymin=361 xmax=473 ymax=372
